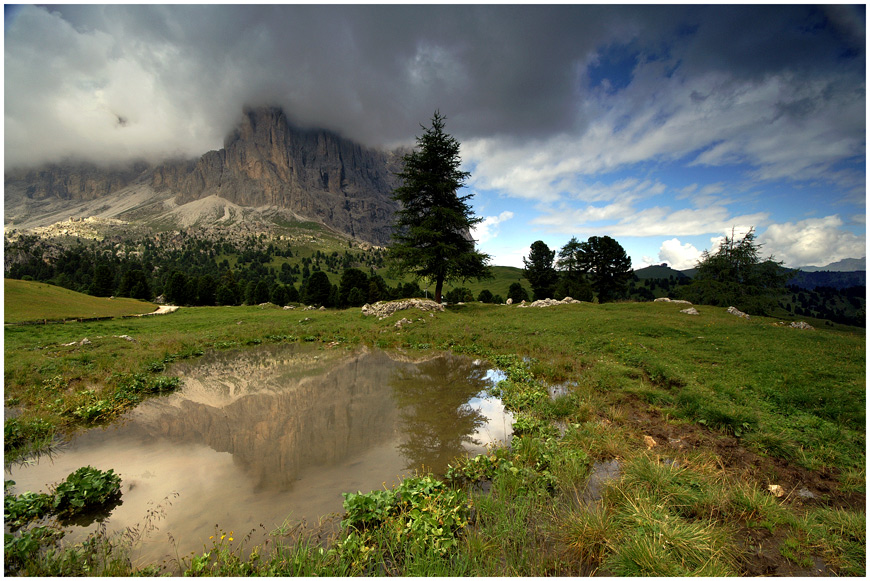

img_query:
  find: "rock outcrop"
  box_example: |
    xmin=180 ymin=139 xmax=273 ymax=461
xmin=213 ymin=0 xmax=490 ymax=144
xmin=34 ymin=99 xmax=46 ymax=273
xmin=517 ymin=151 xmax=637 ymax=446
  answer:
xmin=727 ymin=306 xmax=750 ymax=319
xmin=517 ymin=297 xmax=584 ymax=308
xmin=654 ymin=297 xmax=693 ymax=304
xmin=361 ymin=298 xmax=445 ymax=320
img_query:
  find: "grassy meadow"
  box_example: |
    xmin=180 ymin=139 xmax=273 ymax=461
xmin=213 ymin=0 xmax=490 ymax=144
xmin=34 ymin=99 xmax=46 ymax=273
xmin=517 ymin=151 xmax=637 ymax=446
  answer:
xmin=4 ymin=279 xmax=157 ymax=323
xmin=3 ymin=290 xmax=865 ymax=575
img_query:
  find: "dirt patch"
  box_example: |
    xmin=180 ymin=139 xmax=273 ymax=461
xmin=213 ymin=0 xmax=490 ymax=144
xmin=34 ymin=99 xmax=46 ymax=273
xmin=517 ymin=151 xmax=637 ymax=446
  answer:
xmin=621 ymin=396 xmax=863 ymax=511
xmin=736 ymin=526 xmax=833 ymax=576
xmin=617 ymin=396 xmax=864 ymax=576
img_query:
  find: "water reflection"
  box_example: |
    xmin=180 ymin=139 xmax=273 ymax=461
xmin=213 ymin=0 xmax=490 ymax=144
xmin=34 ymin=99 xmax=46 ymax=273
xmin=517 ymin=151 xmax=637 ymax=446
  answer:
xmin=390 ymin=355 xmax=493 ymax=471
xmin=6 ymin=344 xmax=512 ymax=565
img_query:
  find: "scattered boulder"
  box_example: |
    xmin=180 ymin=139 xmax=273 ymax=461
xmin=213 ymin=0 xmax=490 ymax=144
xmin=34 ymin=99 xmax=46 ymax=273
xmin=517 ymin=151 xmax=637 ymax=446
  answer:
xmin=790 ymin=321 xmax=814 ymax=330
xmin=680 ymin=307 xmax=700 ymax=315
xmin=79 ymin=338 xmax=91 ymax=346
xmin=506 ymin=298 xmax=513 ymax=305
xmin=655 ymin=297 xmax=693 ymax=304
xmin=727 ymin=306 xmax=750 ymax=319
xmin=361 ymin=298 xmax=445 ymax=320
xmin=394 ymin=317 xmax=412 ymax=329
xmin=115 ymin=335 xmax=135 ymax=342
xmin=525 ymin=297 xmax=584 ymax=308
xmin=283 ymin=305 xmax=295 ymax=310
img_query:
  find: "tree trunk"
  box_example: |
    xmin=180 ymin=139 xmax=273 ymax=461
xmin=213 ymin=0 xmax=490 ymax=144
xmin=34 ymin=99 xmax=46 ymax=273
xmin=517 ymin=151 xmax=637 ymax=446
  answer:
xmin=434 ymin=277 xmax=444 ymax=304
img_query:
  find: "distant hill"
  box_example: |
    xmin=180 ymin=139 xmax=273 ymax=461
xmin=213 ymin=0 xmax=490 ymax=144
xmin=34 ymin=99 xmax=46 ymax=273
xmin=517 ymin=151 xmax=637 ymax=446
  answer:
xmin=787 ymin=269 xmax=866 ymax=291
xmin=633 ymin=264 xmax=689 ymax=280
xmin=4 ymin=279 xmax=157 ymax=323
xmin=798 ymin=257 xmax=866 ymax=272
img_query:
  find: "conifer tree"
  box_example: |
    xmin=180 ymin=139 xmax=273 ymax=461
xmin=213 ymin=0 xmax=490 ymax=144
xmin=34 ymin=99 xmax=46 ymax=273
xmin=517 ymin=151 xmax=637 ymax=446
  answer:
xmin=523 ymin=240 xmax=559 ymax=300
xmin=388 ymin=111 xmax=491 ymax=303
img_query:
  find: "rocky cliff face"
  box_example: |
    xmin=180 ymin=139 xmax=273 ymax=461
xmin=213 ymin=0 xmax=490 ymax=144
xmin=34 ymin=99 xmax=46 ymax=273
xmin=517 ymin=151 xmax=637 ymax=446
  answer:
xmin=159 ymin=107 xmax=403 ymax=245
xmin=4 ymin=107 xmax=402 ymax=245
xmin=4 ymin=161 xmax=150 ymax=202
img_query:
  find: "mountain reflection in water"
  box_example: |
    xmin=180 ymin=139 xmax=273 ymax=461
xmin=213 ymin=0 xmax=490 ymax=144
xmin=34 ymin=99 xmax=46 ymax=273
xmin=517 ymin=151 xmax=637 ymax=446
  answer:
xmin=5 ymin=344 xmax=512 ymax=564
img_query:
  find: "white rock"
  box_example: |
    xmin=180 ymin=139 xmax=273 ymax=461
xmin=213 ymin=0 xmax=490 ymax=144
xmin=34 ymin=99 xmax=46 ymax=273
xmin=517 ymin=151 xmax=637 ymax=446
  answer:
xmin=361 ymin=298 xmax=445 ymax=319
xmin=727 ymin=306 xmax=750 ymax=319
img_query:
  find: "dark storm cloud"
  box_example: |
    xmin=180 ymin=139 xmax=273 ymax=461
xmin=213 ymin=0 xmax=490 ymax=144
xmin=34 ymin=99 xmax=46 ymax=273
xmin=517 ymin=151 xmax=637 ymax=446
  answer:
xmin=4 ymin=4 xmax=864 ymax=167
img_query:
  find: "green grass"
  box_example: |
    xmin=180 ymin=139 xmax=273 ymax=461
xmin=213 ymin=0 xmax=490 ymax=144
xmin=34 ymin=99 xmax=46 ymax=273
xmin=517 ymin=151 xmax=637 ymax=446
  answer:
xmin=4 ymin=279 xmax=157 ymax=323
xmin=3 ymin=299 xmax=865 ymax=576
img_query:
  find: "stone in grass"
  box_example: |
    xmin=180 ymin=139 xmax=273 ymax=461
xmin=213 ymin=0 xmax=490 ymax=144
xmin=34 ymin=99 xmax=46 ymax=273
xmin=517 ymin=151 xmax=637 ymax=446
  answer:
xmin=727 ymin=306 xmax=750 ymax=319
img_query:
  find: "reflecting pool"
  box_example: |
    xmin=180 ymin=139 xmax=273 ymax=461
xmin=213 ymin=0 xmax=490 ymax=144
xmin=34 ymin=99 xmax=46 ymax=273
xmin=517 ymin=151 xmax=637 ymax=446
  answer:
xmin=6 ymin=344 xmax=513 ymax=566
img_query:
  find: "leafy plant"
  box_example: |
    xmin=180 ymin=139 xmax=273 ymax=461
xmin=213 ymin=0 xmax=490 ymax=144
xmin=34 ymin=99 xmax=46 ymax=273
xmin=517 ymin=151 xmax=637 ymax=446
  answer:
xmin=51 ymin=466 xmax=122 ymax=516
xmin=4 ymin=481 xmax=53 ymax=530
xmin=341 ymin=475 xmax=471 ymax=558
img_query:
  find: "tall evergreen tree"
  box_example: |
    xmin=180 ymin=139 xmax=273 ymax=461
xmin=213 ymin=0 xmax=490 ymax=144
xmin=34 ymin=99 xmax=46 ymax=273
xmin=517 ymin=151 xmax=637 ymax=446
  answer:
xmin=388 ymin=111 xmax=491 ymax=303
xmin=576 ymin=236 xmax=632 ymax=303
xmin=338 ymin=268 xmax=370 ymax=307
xmin=523 ymin=240 xmax=559 ymax=300
xmin=89 ymin=264 xmax=116 ymax=297
xmin=555 ymin=236 xmax=593 ymax=301
xmin=305 ymin=271 xmax=332 ymax=306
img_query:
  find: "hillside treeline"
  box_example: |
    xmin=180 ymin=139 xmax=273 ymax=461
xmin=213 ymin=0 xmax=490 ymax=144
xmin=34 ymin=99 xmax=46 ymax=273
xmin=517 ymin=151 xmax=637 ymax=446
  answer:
xmin=5 ymin=232 xmax=865 ymax=327
xmin=3 ymin=234 xmax=421 ymax=308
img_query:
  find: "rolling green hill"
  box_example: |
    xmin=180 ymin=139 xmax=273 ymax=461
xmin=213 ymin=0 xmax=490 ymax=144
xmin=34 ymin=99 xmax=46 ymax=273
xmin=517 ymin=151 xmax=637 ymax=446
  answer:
xmin=633 ymin=265 xmax=688 ymax=280
xmin=4 ymin=279 xmax=157 ymax=323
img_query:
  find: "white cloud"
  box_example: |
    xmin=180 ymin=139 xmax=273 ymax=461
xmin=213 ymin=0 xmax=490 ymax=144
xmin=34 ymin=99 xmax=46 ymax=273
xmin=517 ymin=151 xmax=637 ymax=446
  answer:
xmin=657 ymin=238 xmax=704 ymax=270
xmin=760 ymin=215 xmax=866 ymax=267
xmin=531 ymin=200 xmax=769 ymax=239
xmin=471 ymin=211 xmax=514 ymax=243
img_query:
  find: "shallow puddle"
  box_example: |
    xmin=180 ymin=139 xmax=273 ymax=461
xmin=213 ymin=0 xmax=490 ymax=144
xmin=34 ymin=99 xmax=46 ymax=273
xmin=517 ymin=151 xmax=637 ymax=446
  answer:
xmin=5 ymin=344 xmax=513 ymax=566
